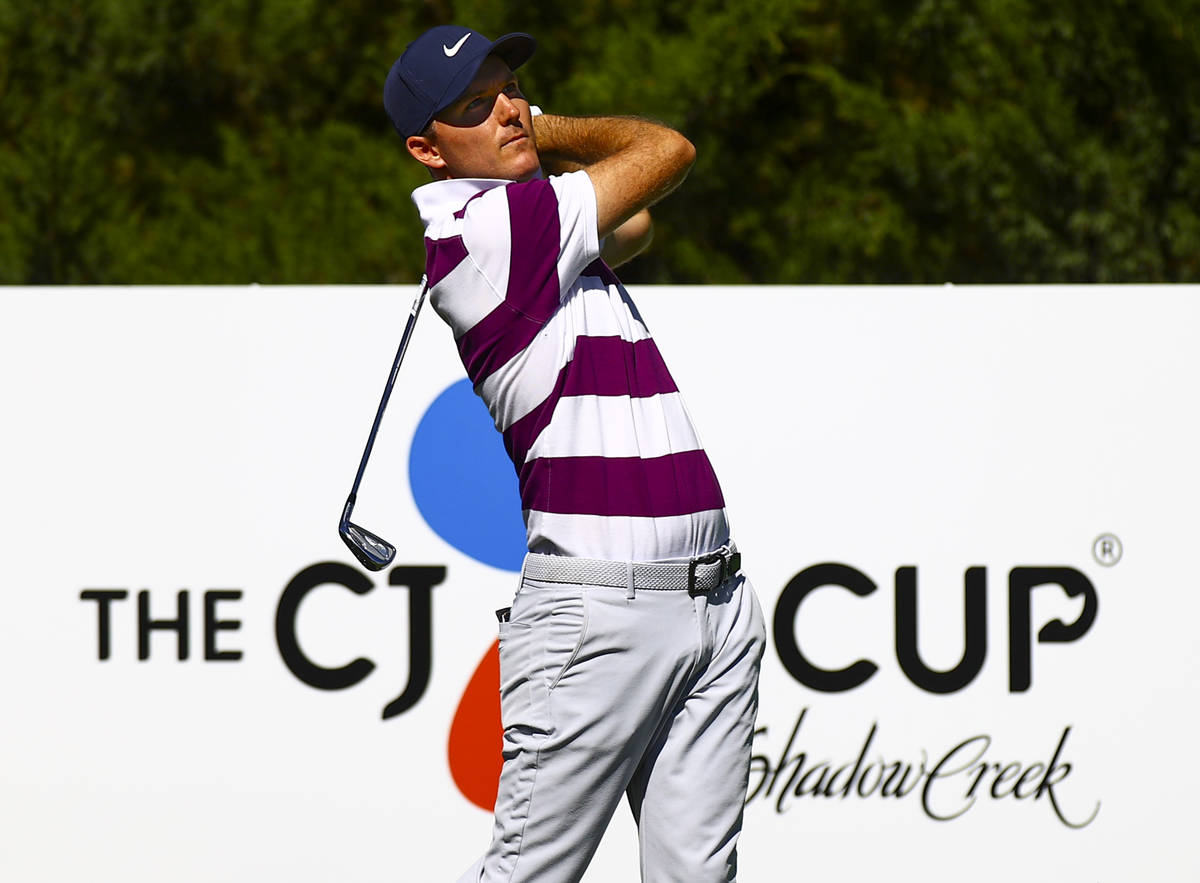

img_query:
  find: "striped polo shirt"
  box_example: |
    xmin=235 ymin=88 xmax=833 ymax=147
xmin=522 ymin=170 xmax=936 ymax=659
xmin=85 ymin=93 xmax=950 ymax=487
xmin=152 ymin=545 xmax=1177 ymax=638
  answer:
xmin=411 ymin=170 xmax=729 ymax=563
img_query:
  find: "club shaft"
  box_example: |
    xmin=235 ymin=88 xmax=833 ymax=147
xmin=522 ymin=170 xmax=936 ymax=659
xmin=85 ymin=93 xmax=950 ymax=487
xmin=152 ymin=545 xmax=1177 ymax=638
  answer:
xmin=346 ymin=277 xmax=429 ymax=504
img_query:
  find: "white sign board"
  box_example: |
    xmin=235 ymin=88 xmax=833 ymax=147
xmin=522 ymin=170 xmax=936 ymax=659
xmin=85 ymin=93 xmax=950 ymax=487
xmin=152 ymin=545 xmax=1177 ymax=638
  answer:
xmin=1 ymin=286 xmax=1196 ymax=881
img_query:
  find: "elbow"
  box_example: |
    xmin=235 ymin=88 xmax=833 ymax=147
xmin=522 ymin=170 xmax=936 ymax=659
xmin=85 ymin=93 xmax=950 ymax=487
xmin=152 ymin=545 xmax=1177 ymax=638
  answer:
xmin=675 ymin=132 xmax=697 ymax=172
xmin=664 ymin=132 xmax=696 ymax=190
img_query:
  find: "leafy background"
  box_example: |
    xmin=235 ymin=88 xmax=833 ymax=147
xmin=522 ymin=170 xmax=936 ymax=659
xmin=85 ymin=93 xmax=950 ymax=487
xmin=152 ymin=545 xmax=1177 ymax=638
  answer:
xmin=3 ymin=0 xmax=1198 ymax=284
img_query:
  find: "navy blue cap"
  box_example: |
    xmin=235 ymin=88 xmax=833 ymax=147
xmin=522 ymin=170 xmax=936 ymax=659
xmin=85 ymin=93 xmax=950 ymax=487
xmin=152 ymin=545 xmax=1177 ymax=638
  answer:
xmin=384 ymin=25 xmax=536 ymax=138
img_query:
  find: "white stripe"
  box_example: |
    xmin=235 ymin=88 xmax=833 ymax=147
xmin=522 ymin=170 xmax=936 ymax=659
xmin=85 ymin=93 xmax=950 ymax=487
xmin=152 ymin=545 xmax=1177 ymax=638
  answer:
xmin=524 ymin=509 xmax=730 ymax=562
xmin=550 ymin=171 xmax=602 ymax=293
xmin=480 ymin=278 xmax=652 ymax=432
xmin=460 ymin=187 xmax=513 ymax=314
xmin=524 ymin=392 xmax=700 ymax=462
xmin=428 ymin=251 xmax=500 ymax=340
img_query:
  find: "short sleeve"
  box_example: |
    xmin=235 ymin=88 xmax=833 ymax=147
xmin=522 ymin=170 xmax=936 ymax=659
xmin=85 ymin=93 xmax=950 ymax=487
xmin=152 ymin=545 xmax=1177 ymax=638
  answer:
xmin=548 ymin=170 xmax=602 ymax=281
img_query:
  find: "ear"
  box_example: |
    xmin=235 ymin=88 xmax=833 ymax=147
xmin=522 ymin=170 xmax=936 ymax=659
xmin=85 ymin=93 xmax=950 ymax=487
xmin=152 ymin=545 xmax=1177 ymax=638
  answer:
xmin=406 ymin=132 xmax=446 ymax=173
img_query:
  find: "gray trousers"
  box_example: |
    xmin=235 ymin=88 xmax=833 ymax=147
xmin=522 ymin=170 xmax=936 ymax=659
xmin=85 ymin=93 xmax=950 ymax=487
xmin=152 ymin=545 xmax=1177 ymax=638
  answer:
xmin=458 ymin=562 xmax=766 ymax=883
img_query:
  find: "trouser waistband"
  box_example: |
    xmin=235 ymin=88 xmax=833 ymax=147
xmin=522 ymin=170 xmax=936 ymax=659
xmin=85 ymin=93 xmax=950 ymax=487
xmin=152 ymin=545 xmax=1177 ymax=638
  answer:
xmin=522 ymin=543 xmax=741 ymax=596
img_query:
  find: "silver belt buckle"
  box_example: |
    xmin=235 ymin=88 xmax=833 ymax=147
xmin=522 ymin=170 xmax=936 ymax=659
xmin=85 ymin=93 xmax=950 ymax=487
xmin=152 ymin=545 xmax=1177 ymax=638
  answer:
xmin=687 ymin=548 xmax=740 ymax=595
xmin=686 ymin=551 xmax=720 ymax=592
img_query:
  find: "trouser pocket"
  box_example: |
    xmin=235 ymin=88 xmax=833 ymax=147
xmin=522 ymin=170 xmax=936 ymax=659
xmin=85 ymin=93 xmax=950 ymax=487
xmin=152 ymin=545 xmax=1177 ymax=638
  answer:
xmin=497 ymin=583 xmax=587 ymax=737
xmin=498 ymin=619 xmax=539 ymax=734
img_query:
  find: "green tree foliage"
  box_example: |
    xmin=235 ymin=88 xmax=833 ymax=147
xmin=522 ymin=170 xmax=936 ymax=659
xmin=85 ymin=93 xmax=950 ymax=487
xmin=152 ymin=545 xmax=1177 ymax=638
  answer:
xmin=3 ymin=0 xmax=1199 ymax=283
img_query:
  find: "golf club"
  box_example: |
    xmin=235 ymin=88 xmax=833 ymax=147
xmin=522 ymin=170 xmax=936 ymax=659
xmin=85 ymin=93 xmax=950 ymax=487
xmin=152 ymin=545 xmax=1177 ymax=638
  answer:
xmin=338 ymin=276 xmax=429 ymax=571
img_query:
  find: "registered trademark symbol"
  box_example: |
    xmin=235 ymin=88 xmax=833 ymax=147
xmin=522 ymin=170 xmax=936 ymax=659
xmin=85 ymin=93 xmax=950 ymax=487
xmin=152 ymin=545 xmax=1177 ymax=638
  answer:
xmin=1092 ymin=533 xmax=1123 ymax=567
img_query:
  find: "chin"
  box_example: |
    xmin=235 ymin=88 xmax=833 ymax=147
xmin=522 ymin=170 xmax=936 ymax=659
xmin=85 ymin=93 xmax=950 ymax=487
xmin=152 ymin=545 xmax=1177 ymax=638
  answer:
xmin=504 ymin=143 xmax=540 ymax=182
xmin=515 ymin=162 xmax=543 ymax=182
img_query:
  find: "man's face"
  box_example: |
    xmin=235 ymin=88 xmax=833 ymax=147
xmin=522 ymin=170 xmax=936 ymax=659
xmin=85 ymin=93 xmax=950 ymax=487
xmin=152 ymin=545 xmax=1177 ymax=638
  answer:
xmin=411 ymin=55 xmax=539 ymax=182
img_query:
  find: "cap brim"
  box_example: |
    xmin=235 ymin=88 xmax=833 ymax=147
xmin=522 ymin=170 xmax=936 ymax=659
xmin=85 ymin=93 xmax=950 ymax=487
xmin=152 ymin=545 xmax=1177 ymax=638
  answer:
xmin=489 ymin=33 xmax=536 ymax=71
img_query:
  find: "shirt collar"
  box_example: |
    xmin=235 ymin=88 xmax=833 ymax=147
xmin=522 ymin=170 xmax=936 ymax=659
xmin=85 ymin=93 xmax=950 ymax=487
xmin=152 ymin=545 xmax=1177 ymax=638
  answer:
xmin=411 ymin=178 xmax=507 ymax=228
xmin=410 ymin=169 xmax=546 ymax=228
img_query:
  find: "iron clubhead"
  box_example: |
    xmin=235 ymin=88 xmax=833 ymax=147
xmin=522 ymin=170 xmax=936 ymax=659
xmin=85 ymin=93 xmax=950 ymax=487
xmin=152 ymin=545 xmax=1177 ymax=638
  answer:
xmin=339 ymin=520 xmax=396 ymax=571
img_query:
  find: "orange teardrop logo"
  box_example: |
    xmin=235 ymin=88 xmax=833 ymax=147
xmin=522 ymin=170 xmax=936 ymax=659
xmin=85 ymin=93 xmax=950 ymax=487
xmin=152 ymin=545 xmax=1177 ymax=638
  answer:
xmin=447 ymin=639 xmax=503 ymax=810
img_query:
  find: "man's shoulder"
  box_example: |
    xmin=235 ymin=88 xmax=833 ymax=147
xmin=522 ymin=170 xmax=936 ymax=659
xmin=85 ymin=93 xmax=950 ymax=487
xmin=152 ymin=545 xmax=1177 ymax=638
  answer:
xmin=413 ymin=172 xmax=594 ymax=230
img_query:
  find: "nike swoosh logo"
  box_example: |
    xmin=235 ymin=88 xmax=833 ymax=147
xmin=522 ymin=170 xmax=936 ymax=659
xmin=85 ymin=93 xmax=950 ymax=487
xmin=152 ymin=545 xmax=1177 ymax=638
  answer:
xmin=443 ymin=34 xmax=470 ymax=57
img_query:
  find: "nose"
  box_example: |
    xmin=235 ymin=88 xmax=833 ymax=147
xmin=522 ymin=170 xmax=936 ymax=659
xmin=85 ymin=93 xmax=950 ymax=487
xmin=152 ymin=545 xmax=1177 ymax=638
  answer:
xmin=495 ymin=92 xmax=520 ymax=124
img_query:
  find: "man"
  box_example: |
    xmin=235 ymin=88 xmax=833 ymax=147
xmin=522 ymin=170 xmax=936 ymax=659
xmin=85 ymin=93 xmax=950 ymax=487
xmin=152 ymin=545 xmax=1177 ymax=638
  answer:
xmin=383 ymin=25 xmax=766 ymax=883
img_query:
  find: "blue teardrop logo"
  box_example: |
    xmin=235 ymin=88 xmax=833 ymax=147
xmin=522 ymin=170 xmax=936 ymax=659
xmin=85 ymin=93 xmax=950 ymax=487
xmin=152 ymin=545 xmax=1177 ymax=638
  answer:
xmin=409 ymin=379 xmax=526 ymax=571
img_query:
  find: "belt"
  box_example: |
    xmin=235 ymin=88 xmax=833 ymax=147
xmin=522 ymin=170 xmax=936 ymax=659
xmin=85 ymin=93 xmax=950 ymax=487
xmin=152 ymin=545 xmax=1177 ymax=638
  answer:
xmin=523 ymin=544 xmax=741 ymax=596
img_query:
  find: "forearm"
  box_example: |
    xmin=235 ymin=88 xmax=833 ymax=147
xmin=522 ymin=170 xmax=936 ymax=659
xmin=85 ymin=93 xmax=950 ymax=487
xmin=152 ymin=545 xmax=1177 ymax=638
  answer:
xmin=602 ymin=210 xmax=654 ymax=267
xmin=534 ymin=114 xmax=654 ymax=167
xmin=533 ymin=114 xmax=695 ymax=237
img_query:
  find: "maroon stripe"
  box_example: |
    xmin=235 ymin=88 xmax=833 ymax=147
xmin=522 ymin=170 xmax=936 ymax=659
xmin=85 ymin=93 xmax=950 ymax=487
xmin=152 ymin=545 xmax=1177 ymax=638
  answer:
xmin=456 ymin=302 xmax=543 ymax=386
xmin=506 ymin=180 xmax=563 ymax=320
xmin=519 ymin=450 xmax=725 ymax=518
xmin=502 ymin=336 xmax=679 ymax=467
xmin=561 ymin=337 xmax=677 ymax=398
xmin=425 ymin=235 xmax=468 ymax=286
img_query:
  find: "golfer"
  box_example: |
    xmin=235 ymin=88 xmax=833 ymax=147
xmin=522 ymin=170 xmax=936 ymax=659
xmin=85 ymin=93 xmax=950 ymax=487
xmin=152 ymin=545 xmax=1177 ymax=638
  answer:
xmin=384 ymin=25 xmax=766 ymax=883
